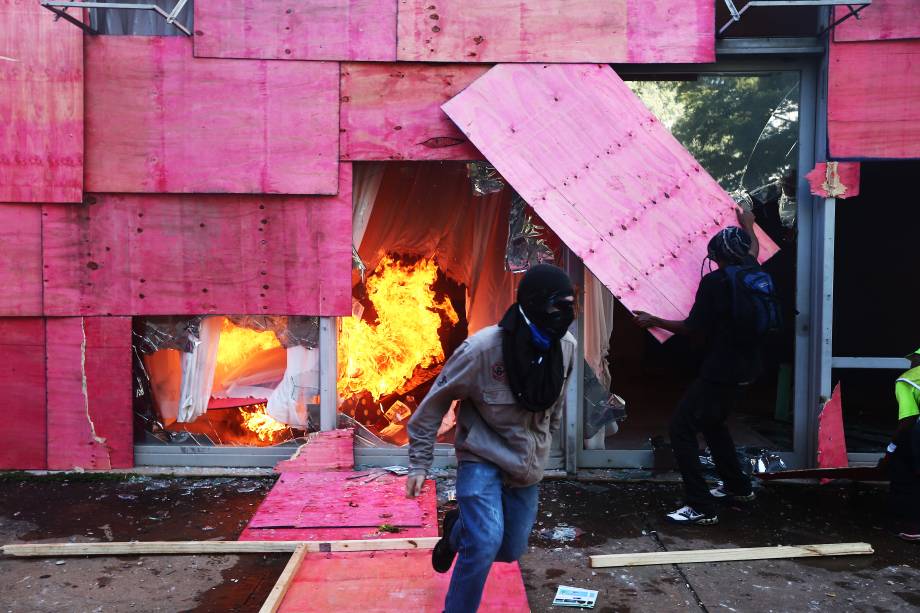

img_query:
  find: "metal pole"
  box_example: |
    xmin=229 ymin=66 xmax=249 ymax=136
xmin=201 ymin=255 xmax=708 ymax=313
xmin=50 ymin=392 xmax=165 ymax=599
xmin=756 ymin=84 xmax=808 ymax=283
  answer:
xmin=319 ymin=317 xmax=338 ymax=432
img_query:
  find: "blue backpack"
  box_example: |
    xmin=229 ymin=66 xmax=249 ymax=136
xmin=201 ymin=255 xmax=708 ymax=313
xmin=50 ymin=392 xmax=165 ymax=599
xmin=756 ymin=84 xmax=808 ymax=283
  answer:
xmin=724 ymin=265 xmax=782 ymax=339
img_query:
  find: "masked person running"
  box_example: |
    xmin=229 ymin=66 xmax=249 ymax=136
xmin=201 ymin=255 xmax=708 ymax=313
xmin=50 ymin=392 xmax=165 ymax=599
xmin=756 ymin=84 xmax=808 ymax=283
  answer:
xmin=406 ymin=264 xmax=577 ymax=612
xmin=634 ymin=209 xmax=775 ymax=525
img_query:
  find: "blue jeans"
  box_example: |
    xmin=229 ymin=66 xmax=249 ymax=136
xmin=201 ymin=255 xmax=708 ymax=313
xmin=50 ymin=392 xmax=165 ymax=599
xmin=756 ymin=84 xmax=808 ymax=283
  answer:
xmin=444 ymin=461 xmax=539 ymax=613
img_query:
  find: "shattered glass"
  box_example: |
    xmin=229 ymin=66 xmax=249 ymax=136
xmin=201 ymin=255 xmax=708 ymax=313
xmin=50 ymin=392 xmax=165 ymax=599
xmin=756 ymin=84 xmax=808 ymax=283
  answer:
xmin=505 ymin=193 xmax=556 ymax=274
xmin=466 ymin=161 xmax=506 ymax=195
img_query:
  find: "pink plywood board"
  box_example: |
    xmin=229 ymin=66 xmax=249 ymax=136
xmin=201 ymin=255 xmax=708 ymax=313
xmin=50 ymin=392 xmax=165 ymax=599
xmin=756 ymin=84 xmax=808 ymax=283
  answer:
xmin=340 ymin=63 xmax=488 ymax=161
xmin=0 ymin=0 xmax=82 ymax=202
xmin=248 ymin=472 xmax=427 ymax=529
xmin=84 ymin=36 xmax=339 ymax=194
xmin=278 ymin=551 xmax=529 ymax=612
xmin=834 ymin=0 xmax=920 ymax=42
xmin=42 ymin=166 xmax=352 ymax=317
xmin=0 ymin=318 xmax=47 ymax=469
xmin=0 ymin=205 xmax=43 ymax=315
xmin=396 ymin=0 xmax=714 ymax=63
xmin=194 ymin=0 xmax=396 ymax=61
xmin=46 ymin=317 xmax=133 ymax=470
xmin=828 ymin=39 xmax=920 ymax=159
xmin=442 ymin=64 xmax=778 ymax=339
xmin=817 ymin=383 xmax=848 ymax=470
xmin=274 ymin=429 xmax=355 ymax=472
xmin=805 ymin=162 xmax=861 ymax=199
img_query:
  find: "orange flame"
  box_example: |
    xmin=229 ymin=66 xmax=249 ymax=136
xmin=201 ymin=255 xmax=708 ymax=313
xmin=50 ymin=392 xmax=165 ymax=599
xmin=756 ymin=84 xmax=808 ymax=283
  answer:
xmin=239 ymin=403 xmax=288 ymax=442
xmin=215 ymin=318 xmax=282 ymax=380
xmin=338 ymin=256 xmax=459 ymax=401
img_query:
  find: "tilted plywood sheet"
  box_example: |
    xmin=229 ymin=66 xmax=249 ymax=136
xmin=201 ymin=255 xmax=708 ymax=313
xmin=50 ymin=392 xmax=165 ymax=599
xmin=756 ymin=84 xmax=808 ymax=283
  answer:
xmin=340 ymin=63 xmax=488 ymax=160
xmin=828 ymin=39 xmax=920 ymax=159
xmin=46 ymin=317 xmax=133 ymax=470
xmin=194 ymin=0 xmax=397 ymax=61
xmin=85 ymin=36 xmax=339 ymax=194
xmin=42 ymin=166 xmax=352 ymax=316
xmin=396 ymin=0 xmax=714 ymax=63
xmin=0 ymin=318 xmax=47 ymax=469
xmin=0 ymin=0 xmax=82 ymax=202
xmin=834 ymin=0 xmax=920 ymax=42
xmin=443 ymin=64 xmax=777 ymax=338
xmin=0 ymin=204 xmax=43 ymax=315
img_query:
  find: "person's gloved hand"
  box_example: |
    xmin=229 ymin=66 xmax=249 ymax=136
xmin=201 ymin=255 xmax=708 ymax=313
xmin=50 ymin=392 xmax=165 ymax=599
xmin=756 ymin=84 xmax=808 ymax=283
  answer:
xmin=405 ymin=473 xmax=426 ymax=498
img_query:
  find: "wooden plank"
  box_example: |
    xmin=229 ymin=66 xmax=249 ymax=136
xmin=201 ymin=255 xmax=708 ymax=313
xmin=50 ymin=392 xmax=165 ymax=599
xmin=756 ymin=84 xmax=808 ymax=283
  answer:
xmin=0 ymin=205 xmax=43 ymax=315
xmin=805 ymin=162 xmax=860 ymax=198
xmin=834 ymin=0 xmax=920 ymax=42
xmin=828 ymin=39 xmax=920 ymax=159
xmin=340 ymin=63 xmax=488 ymax=161
xmin=442 ymin=64 xmax=778 ymax=339
xmin=84 ymin=36 xmax=339 ymax=195
xmin=45 ymin=317 xmax=134 ymax=470
xmin=0 ymin=318 xmax=46 ymax=469
xmin=0 ymin=0 xmax=83 ymax=202
xmin=589 ymin=543 xmax=874 ymax=568
xmin=42 ymin=165 xmax=352 ymax=316
xmin=0 ymin=537 xmax=441 ymax=557
xmin=260 ymin=544 xmax=307 ymax=613
xmin=396 ymin=0 xmax=714 ymax=63
xmin=758 ymin=466 xmax=883 ymax=481
xmin=194 ymin=0 xmax=397 ymax=61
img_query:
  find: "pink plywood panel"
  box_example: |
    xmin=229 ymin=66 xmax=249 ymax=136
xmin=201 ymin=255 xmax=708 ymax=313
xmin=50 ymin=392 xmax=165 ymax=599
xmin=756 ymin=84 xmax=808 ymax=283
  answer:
xmin=274 ymin=429 xmax=354 ymax=472
xmin=194 ymin=0 xmax=396 ymax=61
xmin=278 ymin=551 xmax=529 ymax=612
xmin=805 ymin=162 xmax=861 ymax=199
xmin=85 ymin=36 xmax=339 ymax=195
xmin=341 ymin=63 xmax=488 ymax=161
xmin=42 ymin=165 xmax=352 ymax=317
xmin=46 ymin=317 xmax=133 ymax=470
xmin=0 ymin=0 xmax=82 ymax=202
xmin=443 ymin=64 xmax=778 ymax=338
xmin=834 ymin=1 xmax=920 ymax=42
xmin=396 ymin=0 xmax=713 ymax=63
xmin=817 ymin=383 xmax=848 ymax=470
xmin=828 ymin=39 xmax=920 ymax=159
xmin=0 ymin=318 xmax=47 ymax=469
xmin=0 ymin=205 xmax=43 ymax=315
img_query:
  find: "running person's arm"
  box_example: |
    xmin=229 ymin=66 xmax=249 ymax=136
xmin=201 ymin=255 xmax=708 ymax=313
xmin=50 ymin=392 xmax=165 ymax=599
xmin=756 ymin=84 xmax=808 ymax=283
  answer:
xmin=736 ymin=207 xmax=760 ymax=260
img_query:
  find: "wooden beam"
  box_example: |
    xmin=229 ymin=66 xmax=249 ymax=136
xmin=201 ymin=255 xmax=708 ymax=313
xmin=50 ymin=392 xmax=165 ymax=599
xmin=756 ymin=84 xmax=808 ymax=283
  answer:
xmin=589 ymin=542 xmax=873 ymax=568
xmin=0 ymin=537 xmax=440 ymax=558
xmin=259 ymin=544 xmax=307 ymax=613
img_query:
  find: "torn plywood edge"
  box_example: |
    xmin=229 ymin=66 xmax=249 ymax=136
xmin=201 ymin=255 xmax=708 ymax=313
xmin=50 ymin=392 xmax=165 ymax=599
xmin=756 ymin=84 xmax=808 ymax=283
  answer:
xmin=274 ymin=429 xmax=355 ymax=472
xmin=45 ymin=317 xmax=133 ymax=470
xmin=589 ymin=543 xmax=874 ymax=568
xmin=806 ymin=162 xmax=860 ymax=198
xmin=0 ymin=318 xmax=47 ymax=469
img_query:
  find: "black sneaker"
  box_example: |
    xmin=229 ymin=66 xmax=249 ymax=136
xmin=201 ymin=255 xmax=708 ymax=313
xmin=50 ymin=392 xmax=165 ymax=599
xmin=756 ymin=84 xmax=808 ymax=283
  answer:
xmin=432 ymin=508 xmax=459 ymax=573
xmin=666 ymin=505 xmax=718 ymax=525
xmin=709 ymin=483 xmax=756 ymax=502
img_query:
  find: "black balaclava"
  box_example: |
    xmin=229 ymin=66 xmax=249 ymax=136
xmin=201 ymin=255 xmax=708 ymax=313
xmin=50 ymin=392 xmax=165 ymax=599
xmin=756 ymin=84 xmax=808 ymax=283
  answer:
xmin=498 ymin=264 xmax=575 ymax=412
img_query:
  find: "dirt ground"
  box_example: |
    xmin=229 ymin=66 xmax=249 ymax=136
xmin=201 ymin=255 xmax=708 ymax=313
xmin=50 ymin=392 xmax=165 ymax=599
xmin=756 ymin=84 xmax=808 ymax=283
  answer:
xmin=0 ymin=474 xmax=918 ymax=612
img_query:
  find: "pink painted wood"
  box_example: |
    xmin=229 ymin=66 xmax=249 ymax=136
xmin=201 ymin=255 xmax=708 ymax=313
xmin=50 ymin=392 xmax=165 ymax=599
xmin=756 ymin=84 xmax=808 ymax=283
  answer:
xmin=0 ymin=0 xmax=82 ymax=202
xmin=340 ymin=63 xmax=488 ymax=161
xmin=442 ymin=64 xmax=778 ymax=339
xmin=828 ymin=39 xmax=920 ymax=159
xmin=0 ymin=318 xmax=47 ymax=469
xmin=274 ymin=429 xmax=355 ymax=472
xmin=834 ymin=0 xmax=920 ymax=42
xmin=278 ymin=551 xmax=530 ymax=612
xmin=193 ymin=0 xmax=397 ymax=61
xmin=817 ymin=383 xmax=848 ymax=470
xmin=42 ymin=165 xmax=352 ymax=317
xmin=396 ymin=0 xmax=714 ymax=63
xmin=46 ymin=317 xmax=134 ymax=470
xmin=84 ymin=36 xmax=339 ymax=195
xmin=0 ymin=205 xmax=43 ymax=315
xmin=805 ymin=162 xmax=861 ymax=199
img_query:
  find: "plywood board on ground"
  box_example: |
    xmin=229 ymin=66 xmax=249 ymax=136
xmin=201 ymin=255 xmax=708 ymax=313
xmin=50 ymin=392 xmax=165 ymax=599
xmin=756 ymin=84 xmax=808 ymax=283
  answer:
xmin=0 ymin=318 xmax=46 ymax=469
xmin=834 ymin=1 xmax=920 ymax=42
xmin=0 ymin=205 xmax=43 ymax=315
xmin=85 ymin=36 xmax=339 ymax=194
xmin=274 ymin=429 xmax=355 ymax=472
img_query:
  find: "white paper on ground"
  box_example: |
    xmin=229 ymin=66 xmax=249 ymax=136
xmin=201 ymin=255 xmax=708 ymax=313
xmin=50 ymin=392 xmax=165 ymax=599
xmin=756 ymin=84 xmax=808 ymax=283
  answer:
xmin=552 ymin=585 xmax=599 ymax=609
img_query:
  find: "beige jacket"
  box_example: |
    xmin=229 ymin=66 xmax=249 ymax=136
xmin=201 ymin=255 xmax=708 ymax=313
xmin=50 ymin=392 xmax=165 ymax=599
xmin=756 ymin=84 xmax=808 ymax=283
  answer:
xmin=407 ymin=325 xmax=576 ymax=488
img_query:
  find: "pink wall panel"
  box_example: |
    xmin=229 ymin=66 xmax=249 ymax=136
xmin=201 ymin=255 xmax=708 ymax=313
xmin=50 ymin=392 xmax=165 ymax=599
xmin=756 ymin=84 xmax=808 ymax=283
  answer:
xmin=0 ymin=0 xmax=82 ymax=202
xmin=805 ymin=162 xmax=860 ymax=199
xmin=0 ymin=204 xmax=43 ymax=315
xmin=194 ymin=0 xmax=396 ymax=61
xmin=396 ymin=0 xmax=713 ymax=63
xmin=828 ymin=39 xmax=920 ymax=159
xmin=0 ymin=318 xmax=47 ymax=469
xmin=341 ymin=63 xmax=488 ymax=161
xmin=43 ymin=165 xmax=352 ymax=317
xmin=46 ymin=317 xmax=133 ymax=470
xmin=443 ymin=64 xmax=777 ymax=338
xmin=834 ymin=1 xmax=920 ymax=42
xmin=85 ymin=36 xmax=339 ymax=194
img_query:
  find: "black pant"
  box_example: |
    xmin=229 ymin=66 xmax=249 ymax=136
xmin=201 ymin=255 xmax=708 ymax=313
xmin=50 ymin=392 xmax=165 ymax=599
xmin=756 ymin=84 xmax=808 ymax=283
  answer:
xmin=669 ymin=378 xmax=751 ymax=515
xmin=889 ymin=426 xmax=920 ymax=529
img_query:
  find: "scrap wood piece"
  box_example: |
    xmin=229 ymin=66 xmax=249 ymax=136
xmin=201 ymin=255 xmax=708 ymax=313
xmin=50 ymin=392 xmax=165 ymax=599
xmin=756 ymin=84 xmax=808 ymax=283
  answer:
xmin=259 ymin=544 xmax=308 ymax=613
xmin=818 ymin=383 xmax=848 ymax=471
xmin=0 ymin=537 xmax=440 ymax=557
xmin=806 ymin=162 xmax=860 ymax=198
xmin=274 ymin=429 xmax=355 ymax=473
xmin=589 ymin=542 xmax=874 ymax=568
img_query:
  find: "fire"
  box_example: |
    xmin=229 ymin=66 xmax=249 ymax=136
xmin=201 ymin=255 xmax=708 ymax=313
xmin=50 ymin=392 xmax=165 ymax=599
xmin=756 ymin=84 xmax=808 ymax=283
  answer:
xmin=216 ymin=318 xmax=282 ymax=373
xmin=239 ymin=403 xmax=288 ymax=442
xmin=338 ymin=256 xmax=459 ymax=401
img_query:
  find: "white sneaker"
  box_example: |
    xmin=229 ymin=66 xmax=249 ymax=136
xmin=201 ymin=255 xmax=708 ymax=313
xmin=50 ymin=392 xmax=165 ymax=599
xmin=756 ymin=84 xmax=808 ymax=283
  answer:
xmin=709 ymin=482 xmax=756 ymax=502
xmin=666 ymin=505 xmax=718 ymax=525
